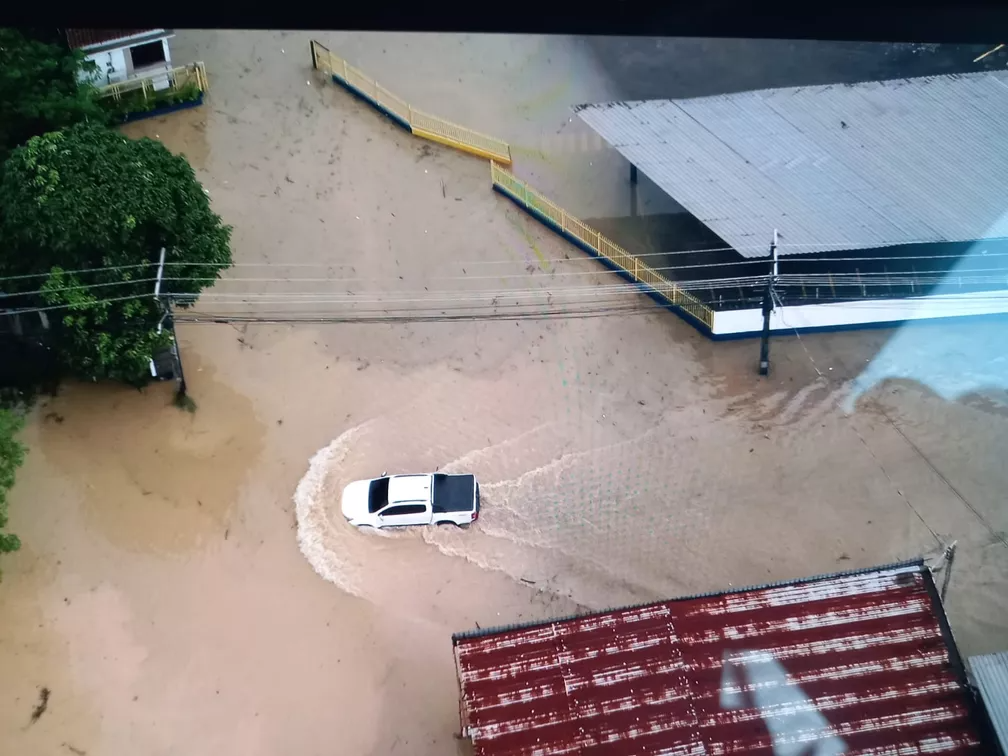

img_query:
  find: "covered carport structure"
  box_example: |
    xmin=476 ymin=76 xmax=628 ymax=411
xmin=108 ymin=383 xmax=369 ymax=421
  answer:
xmin=575 ymin=71 xmax=1008 ymax=337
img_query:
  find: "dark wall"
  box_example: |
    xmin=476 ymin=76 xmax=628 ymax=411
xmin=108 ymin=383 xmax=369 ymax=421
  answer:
xmin=585 ymin=39 xmax=1002 ymax=102
xmin=0 ymin=333 xmax=60 ymax=403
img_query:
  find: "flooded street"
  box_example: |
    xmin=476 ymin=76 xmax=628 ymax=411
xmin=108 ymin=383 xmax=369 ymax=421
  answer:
xmin=1 ymin=30 xmax=1007 ymax=755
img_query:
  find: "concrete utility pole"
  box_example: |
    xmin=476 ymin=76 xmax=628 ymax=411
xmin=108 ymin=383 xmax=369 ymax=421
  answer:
xmin=153 ymin=247 xmax=188 ymax=398
xmin=758 ymin=230 xmax=778 ymax=376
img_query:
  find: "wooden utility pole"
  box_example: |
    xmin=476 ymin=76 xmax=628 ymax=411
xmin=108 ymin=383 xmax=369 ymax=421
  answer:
xmin=758 ymin=229 xmax=778 ymax=376
xmin=940 ymin=541 xmax=958 ymax=603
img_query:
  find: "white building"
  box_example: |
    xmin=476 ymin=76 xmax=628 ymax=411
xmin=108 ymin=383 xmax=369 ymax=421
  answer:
xmin=66 ymin=29 xmax=175 ymax=90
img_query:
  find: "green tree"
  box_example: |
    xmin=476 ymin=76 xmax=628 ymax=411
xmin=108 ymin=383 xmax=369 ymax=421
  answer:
xmin=0 ymin=123 xmax=233 ymax=384
xmin=0 ymin=408 xmax=25 ymax=555
xmin=0 ymin=28 xmax=106 ymax=162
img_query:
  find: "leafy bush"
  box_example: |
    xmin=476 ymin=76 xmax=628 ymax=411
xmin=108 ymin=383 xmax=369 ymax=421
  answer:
xmin=0 ymin=408 xmax=25 ymax=555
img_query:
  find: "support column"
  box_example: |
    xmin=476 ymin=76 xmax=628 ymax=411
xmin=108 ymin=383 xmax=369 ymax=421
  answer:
xmin=629 ymin=164 xmax=639 ymax=217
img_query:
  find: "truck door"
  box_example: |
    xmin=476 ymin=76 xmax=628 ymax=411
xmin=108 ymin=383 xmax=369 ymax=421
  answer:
xmin=377 ymin=503 xmax=430 ymax=527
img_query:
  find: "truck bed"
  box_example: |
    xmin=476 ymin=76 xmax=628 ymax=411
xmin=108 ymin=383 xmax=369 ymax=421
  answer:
xmin=432 ymin=473 xmax=476 ymax=513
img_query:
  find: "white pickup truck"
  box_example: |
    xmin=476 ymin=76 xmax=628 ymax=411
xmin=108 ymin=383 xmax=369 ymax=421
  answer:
xmin=341 ymin=473 xmax=480 ymax=529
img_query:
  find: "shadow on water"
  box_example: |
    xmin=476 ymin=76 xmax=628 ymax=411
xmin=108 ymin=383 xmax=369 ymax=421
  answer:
xmin=843 ymin=319 xmax=1008 ymax=414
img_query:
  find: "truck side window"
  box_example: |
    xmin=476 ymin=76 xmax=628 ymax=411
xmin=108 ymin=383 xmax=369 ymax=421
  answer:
xmin=381 ymin=504 xmax=427 ymax=517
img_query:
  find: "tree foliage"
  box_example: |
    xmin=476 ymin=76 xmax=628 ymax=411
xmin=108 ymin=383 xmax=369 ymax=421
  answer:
xmin=0 ymin=408 xmax=25 ymax=555
xmin=0 ymin=28 xmax=106 ymax=162
xmin=0 ymin=123 xmax=233 ymax=383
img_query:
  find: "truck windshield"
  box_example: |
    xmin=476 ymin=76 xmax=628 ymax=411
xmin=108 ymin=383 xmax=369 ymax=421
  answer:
xmin=367 ymin=477 xmax=390 ymax=513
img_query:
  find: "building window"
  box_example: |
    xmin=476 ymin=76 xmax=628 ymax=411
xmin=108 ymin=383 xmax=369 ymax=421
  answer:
xmin=130 ymin=40 xmax=166 ymax=70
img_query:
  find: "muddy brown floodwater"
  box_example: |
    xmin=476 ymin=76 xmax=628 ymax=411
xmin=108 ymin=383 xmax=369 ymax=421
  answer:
xmin=2 ymin=30 xmax=1007 ymax=755
xmin=36 ymin=357 xmax=264 ymax=555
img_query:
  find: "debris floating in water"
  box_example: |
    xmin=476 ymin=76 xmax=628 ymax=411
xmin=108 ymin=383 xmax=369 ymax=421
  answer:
xmin=30 ymin=687 xmax=50 ymax=724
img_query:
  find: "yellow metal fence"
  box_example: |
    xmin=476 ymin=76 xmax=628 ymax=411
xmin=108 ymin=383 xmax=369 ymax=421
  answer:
xmin=310 ymin=40 xmax=511 ymax=165
xmin=98 ymin=61 xmax=209 ymax=102
xmin=490 ymin=162 xmax=716 ymax=330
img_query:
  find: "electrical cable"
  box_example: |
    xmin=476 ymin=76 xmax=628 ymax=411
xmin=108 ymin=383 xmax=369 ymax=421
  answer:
xmin=8 ymin=266 xmax=1008 ymax=304
xmin=0 ymin=244 xmax=746 ymax=283
xmin=3 ymin=246 xmax=1008 ymax=285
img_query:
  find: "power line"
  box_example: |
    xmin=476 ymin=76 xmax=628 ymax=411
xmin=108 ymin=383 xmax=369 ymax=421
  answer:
xmin=4 ymin=261 xmax=1006 ymax=320
xmin=774 ymin=252 xmax=1008 ymax=264
xmin=6 ymin=266 xmax=1008 ymax=305
xmin=5 ymin=232 xmax=1003 ymax=284
xmin=174 ymin=305 xmax=666 ymax=325
xmin=0 ymin=254 xmax=769 ymax=289
xmin=3 ymin=246 xmax=1007 ymax=285
xmin=7 ymin=279 xmax=1008 ymax=316
xmin=7 ymin=289 xmax=1008 ymax=326
xmin=2 ymin=293 xmax=156 ymax=316
xmin=0 ymin=262 xmax=153 ymax=283
xmin=776 ymin=235 xmax=1008 ymax=250
xmin=3 ymin=276 xmax=757 ymax=304
xmin=159 ymin=245 xmax=747 ymax=265
xmin=186 ymin=282 xmax=756 ymax=303
xmin=1 ymin=277 xmax=160 ymax=298
xmin=0 ymin=245 xmax=741 ymax=283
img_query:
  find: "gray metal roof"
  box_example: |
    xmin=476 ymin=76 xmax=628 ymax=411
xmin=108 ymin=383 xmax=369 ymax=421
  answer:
xmin=576 ymin=72 xmax=1008 ymax=258
xmin=971 ymin=651 xmax=1008 ymax=755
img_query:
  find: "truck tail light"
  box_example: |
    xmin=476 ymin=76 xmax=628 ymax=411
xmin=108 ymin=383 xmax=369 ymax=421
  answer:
xmin=471 ymin=510 xmax=478 ymax=522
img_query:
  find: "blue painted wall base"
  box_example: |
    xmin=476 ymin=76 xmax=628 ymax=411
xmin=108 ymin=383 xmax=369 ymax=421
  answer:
xmin=117 ymin=92 xmax=205 ymax=124
xmin=331 ymin=75 xmax=412 ymax=132
xmin=493 ymin=184 xmax=1008 ymax=342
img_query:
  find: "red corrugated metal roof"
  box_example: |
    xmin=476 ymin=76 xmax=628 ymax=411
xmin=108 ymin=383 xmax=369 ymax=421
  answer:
xmin=65 ymin=29 xmax=158 ymax=50
xmin=452 ymin=561 xmax=989 ymax=755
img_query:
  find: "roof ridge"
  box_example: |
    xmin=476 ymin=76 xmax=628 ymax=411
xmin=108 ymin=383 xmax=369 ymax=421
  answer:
xmin=452 ymin=557 xmax=925 ymax=642
xmin=578 ymin=69 xmax=1008 ymax=109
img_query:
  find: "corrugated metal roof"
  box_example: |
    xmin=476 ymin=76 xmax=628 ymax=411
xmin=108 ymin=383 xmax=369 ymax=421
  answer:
xmin=576 ymin=73 xmax=1008 ymax=258
xmin=453 ymin=561 xmax=990 ymax=755
xmin=970 ymin=651 xmax=1008 ymax=754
